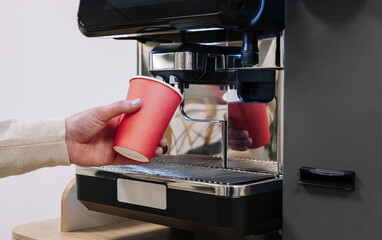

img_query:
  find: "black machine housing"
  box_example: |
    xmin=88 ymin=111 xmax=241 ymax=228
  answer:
xmin=78 ymin=0 xmax=285 ymax=42
xmin=78 ymin=0 xmax=285 ymax=103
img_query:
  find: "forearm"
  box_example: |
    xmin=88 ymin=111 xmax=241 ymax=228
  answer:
xmin=0 ymin=119 xmax=70 ymax=178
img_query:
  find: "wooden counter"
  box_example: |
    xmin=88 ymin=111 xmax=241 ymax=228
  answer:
xmin=13 ymin=218 xmax=271 ymax=240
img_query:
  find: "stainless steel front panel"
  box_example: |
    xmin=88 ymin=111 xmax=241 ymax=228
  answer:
xmin=138 ymin=39 xmax=284 ymax=174
xmin=117 ymin=178 xmax=167 ymax=210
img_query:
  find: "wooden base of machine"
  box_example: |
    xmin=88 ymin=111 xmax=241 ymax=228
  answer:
xmin=60 ymin=179 xmax=126 ymax=232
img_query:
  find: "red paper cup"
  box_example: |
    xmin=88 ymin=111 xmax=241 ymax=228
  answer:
xmin=229 ymin=102 xmax=270 ymax=149
xmin=224 ymin=90 xmax=270 ymax=149
xmin=113 ymin=76 xmax=183 ymax=163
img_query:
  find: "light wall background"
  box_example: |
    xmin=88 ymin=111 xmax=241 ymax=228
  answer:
xmin=0 ymin=0 xmax=137 ymax=238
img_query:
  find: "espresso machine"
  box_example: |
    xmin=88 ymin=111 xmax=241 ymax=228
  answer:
xmin=75 ymin=0 xmax=285 ymax=239
xmin=74 ymin=0 xmax=382 ymax=240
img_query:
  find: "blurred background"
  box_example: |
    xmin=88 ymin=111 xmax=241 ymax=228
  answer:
xmin=0 ymin=0 xmax=137 ymax=238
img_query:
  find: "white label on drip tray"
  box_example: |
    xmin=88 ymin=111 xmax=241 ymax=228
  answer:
xmin=117 ymin=179 xmax=167 ymax=210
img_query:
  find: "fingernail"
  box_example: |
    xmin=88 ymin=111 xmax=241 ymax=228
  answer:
xmin=131 ymin=99 xmax=142 ymax=107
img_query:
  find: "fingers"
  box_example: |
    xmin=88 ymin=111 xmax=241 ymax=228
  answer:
xmin=229 ymin=139 xmax=252 ymax=151
xmin=154 ymin=146 xmax=163 ymax=156
xmin=159 ymin=137 xmax=167 ymax=147
xmin=95 ymin=99 xmax=142 ymax=122
xmin=228 ymin=129 xmax=249 ymax=139
xmin=154 ymin=138 xmax=168 ymax=156
xmin=228 ymin=128 xmax=252 ymax=151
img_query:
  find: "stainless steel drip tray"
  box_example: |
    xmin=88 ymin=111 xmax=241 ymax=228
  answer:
xmin=101 ymin=155 xmax=274 ymax=185
xmin=76 ymin=154 xmax=281 ymax=197
xmin=76 ymin=154 xmax=282 ymax=238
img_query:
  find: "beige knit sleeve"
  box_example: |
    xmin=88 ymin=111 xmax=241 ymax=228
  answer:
xmin=0 ymin=119 xmax=70 ymax=178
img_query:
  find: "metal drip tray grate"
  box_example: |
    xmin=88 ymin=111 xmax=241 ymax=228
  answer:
xmin=101 ymin=155 xmax=276 ymax=185
xmin=152 ymin=154 xmax=279 ymax=174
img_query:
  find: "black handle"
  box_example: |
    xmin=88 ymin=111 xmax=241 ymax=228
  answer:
xmin=300 ymin=167 xmax=355 ymax=191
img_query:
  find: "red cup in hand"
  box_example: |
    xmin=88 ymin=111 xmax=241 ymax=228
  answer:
xmin=113 ymin=76 xmax=183 ymax=163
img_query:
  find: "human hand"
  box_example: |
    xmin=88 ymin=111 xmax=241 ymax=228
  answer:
xmin=65 ymin=99 xmax=167 ymax=166
xmin=228 ymin=118 xmax=252 ymax=151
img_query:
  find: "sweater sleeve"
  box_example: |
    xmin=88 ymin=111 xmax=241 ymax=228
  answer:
xmin=0 ymin=119 xmax=70 ymax=178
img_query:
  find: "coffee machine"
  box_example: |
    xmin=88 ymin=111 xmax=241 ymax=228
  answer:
xmin=75 ymin=0 xmax=285 ymax=239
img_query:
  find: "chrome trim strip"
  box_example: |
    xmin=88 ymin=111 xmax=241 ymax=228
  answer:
xmin=186 ymin=28 xmax=224 ymax=32
xmin=106 ymin=30 xmax=181 ymax=39
xmin=149 ymin=52 xmax=196 ymax=71
xmin=149 ymin=51 xmax=238 ymax=72
xmin=277 ymin=33 xmax=285 ymax=175
xmin=110 ymin=27 xmax=225 ymax=39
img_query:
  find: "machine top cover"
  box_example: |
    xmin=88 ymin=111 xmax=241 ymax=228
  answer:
xmin=77 ymin=0 xmax=284 ymax=40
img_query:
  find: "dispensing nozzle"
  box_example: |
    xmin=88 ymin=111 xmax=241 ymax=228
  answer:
xmin=241 ymin=31 xmax=259 ymax=66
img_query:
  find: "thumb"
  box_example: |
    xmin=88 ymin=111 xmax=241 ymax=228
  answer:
xmin=96 ymin=99 xmax=142 ymax=122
